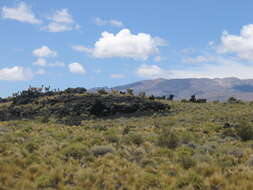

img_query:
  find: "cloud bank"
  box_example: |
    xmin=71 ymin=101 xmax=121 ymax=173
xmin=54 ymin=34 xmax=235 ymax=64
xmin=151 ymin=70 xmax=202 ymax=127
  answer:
xmin=73 ymin=29 xmax=167 ymax=60
xmin=1 ymin=2 xmax=41 ymax=24
xmin=0 ymin=66 xmax=33 ymax=81
xmin=218 ymin=24 xmax=253 ymax=61
xmin=42 ymin=9 xmax=79 ymax=32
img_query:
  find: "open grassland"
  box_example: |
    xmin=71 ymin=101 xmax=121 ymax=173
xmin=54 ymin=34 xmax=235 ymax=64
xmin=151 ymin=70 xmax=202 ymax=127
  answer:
xmin=0 ymin=101 xmax=253 ymax=190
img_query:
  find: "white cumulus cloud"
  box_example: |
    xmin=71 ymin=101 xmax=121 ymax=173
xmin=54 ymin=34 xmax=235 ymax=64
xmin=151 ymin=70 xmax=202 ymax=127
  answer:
xmin=42 ymin=9 xmax=78 ymax=32
xmin=33 ymin=58 xmax=64 ymax=67
xmin=1 ymin=2 xmax=41 ymax=24
xmin=41 ymin=22 xmax=72 ymax=32
xmin=218 ymin=24 xmax=253 ymax=61
xmin=68 ymin=62 xmax=86 ymax=74
xmin=33 ymin=46 xmax=57 ymax=57
xmin=78 ymin=29 xmax=167 ymax=60
xmin=50 ymin=9 xmax=73 ymax=23
xmin=33 ymin=58 xmax=47 ymax=66
xmin=137 ymin=64 xmax=168 ymax=78
xmin=95 ymin=17 xmax=124 ymax=27
xmin=72 ymin=45 xmax=93 ymax=54
xmin=0 ymin=66 xmax=33 ymax=81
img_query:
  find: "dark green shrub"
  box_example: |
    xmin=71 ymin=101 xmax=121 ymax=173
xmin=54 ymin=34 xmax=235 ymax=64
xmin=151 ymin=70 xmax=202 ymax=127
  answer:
xmin=40 ymin=115 xmax=50 ymax=123
xmin=105 ymin=129 xmax=120 ymax=143
xmin=227 ymin=97 xmax=241 ymax=103
xmin=93 ymin=125 xmax=107 ymax=131
xmin=64 ymin=87 xmax=87 ymax=94
xmin=235 ymin=121 xmax=253 ymax=141
xmin=25 ymin=142 xmax=38 ymax=153
xmin=97 ymin=88 xmax=108 ymax=95
xmin=122 ymin=125 xmax=134 ymax=135
xmin=91 ymin=145 xmax=115 ymax=157
xmin=167 ymin=94 xmax=174 ymax=101
xmin=157 ymin=128 xmax=179 ymax=149
xmin=61 ymin=144 xmax=90 ymax=160
xmin=189 ymin=95 xmax=196 ymax=102
xmin=179 ymin=155 xmax=196 ymax=169
xmin=23 ymin=126 xmax=33 ymax=133
xmin=125 ymin=132 xmax=144 ymax=145
xmin=222 ymin=128 xmax=237 ymax=138
xmin=90 ymin=100 xmax=107 ymax=116
xmin=126 ymin=88 xmax=134 ymax=95
xmin=138 ymin=92 xmax=146 ymax=98
xmin=64 ymin=116 xmax=82 ymax=126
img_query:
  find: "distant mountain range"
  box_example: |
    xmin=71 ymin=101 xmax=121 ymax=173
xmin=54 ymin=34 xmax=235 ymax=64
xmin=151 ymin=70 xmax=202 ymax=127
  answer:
xmin=111 ymin=78 xmax=253 ymax=101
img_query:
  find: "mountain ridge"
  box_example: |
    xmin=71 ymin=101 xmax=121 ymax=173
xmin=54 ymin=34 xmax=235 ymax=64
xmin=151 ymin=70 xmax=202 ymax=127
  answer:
xmin=113 ymin=77 xmax=253 ymax=101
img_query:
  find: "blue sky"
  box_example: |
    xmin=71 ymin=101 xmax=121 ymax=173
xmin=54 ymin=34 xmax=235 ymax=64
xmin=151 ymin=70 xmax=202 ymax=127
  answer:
xmin=1 ymin=0 xmax=253 ymax=97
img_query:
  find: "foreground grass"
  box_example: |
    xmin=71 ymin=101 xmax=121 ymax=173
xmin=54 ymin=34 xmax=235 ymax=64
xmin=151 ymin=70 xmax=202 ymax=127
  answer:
xmin=0 ymin=101 xmax=253 ymax=190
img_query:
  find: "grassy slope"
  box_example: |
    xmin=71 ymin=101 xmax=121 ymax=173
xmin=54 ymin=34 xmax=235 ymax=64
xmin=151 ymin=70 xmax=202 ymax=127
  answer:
xmin=0 ymin=101 xmax=253 ymax=190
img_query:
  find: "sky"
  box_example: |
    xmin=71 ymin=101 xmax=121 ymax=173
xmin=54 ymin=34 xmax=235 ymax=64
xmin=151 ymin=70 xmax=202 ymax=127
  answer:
xmin=1 ymin=0 xmax=253 ymax=97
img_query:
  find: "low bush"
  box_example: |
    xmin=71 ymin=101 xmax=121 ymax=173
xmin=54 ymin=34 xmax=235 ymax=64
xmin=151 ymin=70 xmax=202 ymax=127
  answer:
xmin=179 ymin=155 xmax=197 ymax=169
xmin=25 ymin=141 xmax=39 ymax=153
xmin=124 ymin=132 xmax=144 ymax=145
xmin=235 ymin=121 xmax=253 ymax=141
xmin=105 ymin=129 xmax=120 ymax=143
xmin=227 ymin=97 xmax=241 ymax=104
xmin=63 ymin=116 xmax=82 ymax=126
xmin=157 ymin=128 xmax=179 ymax=149
xmin=61 ymin=144 xmax=90 ymax=160
xmin=93 ymin=125 xmax=107 ymax=131
xmin=91 ymin=145 xmax=115 ymax=157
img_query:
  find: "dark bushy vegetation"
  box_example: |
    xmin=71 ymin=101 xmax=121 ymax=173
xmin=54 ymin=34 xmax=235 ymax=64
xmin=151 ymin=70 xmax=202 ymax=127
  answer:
xmin=227 ymin=96 xmax=242 ymax=104
xmin=157 ymin=128 xmax=179 ymax=149
xmin=0 ymin=86 xmax=169 ymax=123
xmin=180 ymin=95 xmax=207 ymax=103
xmin=222 ymin=121 xmax=253 ymax=141
xmin=235 ymin=121 xmax=253 ymax=141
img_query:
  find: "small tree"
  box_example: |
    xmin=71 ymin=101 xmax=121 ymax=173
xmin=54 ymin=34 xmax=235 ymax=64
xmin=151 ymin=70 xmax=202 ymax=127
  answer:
xmin=138 ymin=92 xmax=146 ymax=98
xmin=149 ymin=95 xmax=155 ymax=101
xmin=97 ymin=88 xmax=108 ymax=95
xmin=127 ymin=88 xmax=134 ymax=95
xmin=111 ymin=88 xmax=118 ymax=95
xmin=235 ymin=121 xmax=253 ymax=141
xmin=189 ymin=95 xmax=196 ymax=102
xmin=227 ymin=97 xmax=240 ymax=104
xmin=168 ymin=94 xmax=174 ymax=101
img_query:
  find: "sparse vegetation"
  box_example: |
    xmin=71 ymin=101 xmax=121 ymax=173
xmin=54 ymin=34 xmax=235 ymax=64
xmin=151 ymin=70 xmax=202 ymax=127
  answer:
xmin=0 ymin=89 xmax=253 ymax=189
